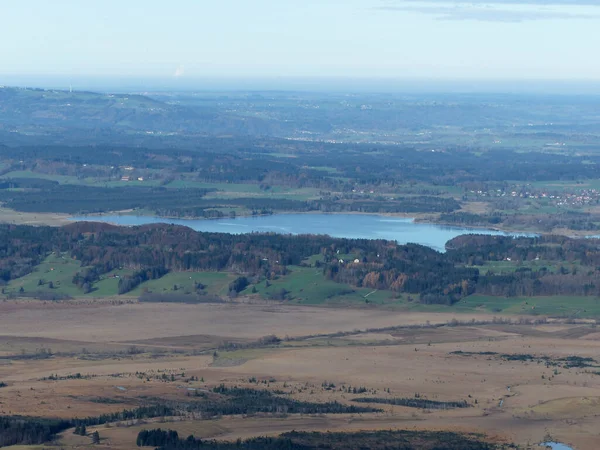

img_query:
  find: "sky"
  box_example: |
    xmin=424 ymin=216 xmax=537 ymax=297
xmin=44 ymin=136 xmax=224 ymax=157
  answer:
xmin=1 ymin=0 xmax=600 ymax=86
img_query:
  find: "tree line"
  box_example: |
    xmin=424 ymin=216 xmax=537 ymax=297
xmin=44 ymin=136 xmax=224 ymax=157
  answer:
xmin=136 ymin=429 xmax=503 ymax=450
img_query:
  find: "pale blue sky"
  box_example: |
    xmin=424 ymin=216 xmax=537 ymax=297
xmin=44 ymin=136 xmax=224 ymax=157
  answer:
xmin=1 ymin=0 xmax=599 ymax=81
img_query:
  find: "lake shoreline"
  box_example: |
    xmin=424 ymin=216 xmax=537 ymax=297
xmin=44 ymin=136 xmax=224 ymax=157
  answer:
xmin=69 ymin=212 xmax=536 ymax=252
xmin=0 ymin=205 xmax=596 ymax=240
xmin=71 ymin=209 xmax=547 ymax=237
xmin=72 ymin=209 xmax=600 ymax=239
xmin=71 ymin=210 xmax=516 ymax=235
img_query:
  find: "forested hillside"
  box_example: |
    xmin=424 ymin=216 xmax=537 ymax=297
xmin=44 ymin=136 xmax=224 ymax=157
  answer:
xmin=2 ymin=222 xmax=600 ymax=305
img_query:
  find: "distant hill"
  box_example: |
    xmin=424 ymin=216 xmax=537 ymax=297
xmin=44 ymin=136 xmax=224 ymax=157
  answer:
xmin=0 ymin=87 xmax=279 ymax=138
xmin=3 ymin=86 xmax=600 ymax=150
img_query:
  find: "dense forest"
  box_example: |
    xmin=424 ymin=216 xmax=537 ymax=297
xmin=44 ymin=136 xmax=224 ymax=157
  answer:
xmin=2 ymin=222 xmax=600 ymax=304
xmin=0 ymin=416 xmax=71 ymax=447
xmin=72 ymin=405 xmax=177 ymax=428
xmin=136 ymin=429 xmax=504 ymax=450
xmin=352 ymin=397 xmax=470 ymax=410
xmin=438 ymin=211 xmax=600 ymax=233
xmin=191 ymin=385 xmax=378 ymax=416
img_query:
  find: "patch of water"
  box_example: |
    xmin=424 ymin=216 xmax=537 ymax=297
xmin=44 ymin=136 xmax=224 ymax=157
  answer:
xmin=540 ymin=442 xmax=573 ymax=450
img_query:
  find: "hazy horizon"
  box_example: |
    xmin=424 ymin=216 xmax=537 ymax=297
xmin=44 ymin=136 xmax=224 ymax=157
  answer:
xmin=3 ymin=74 xmax=600 ymax=95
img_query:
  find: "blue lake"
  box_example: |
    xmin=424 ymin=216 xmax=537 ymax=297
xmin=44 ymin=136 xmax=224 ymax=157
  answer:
xmin=71 ymin=213 xmax=533 ymax=252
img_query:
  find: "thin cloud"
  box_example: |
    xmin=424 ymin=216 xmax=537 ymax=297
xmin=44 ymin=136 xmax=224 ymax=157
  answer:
xmin=378 ymin=5 xmax=598 ymax=21
xmin=376 ymin=3 xmax=599 ymax=22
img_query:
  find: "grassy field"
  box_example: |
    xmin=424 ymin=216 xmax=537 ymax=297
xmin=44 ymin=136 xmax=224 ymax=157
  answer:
xmin=166 ymin=180 xmax=264 ymax=192
xmin=0 ymin=170 xmax=163 ymax=187
xmin=6 ymin=254 xmax=89 ymax=297
xmin=4 ymin=255 xmax=138 ymax=298
xmin=5 ymin=254 xmax=380 ymax=303
xmin=244 ymin=265 xmax=396 ymax=306
xmin=128 ymin=271 xmax=235 ymax=297
xmin=204 ymin=187 xmax=320 ymax=201
xmin=0 ymin=170 xmax=82 ymax=184
xmin=528 ymin=179 xmax=600 ymax=191
xmin=4 ymin=253 xmax=397 ymax=305
xmin=166 ymin=180 xmax=320 ymax=201
xmin=455 ymin=294 xmax=600 ymax=317
xmin=4 ymin=255 xmax=234 ymax=299
xmin=95 ymin=179 xmax=163 ymax=187
xmin=468 ymin=259 xmax=581 ymax=274
xmin=88 ymin=267 xmax=135 ymax=296
xmin=0 ymin=171 xmax=322 ymax=201
xmin=307 ymin=166 xmax=339 ymax=173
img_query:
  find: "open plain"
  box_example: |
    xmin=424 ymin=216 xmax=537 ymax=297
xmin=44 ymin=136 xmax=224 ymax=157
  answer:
xmin=1 ymin=300 xmax=599 ymax=449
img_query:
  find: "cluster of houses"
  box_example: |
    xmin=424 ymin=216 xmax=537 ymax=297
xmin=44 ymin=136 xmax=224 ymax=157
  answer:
xmin=468 ymin=186 xmax=600 ymax=208
xmin=119 ymin=166 xmax=145 ymax=182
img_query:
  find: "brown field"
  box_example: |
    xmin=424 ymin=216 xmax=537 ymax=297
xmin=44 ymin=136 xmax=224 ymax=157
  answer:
xmin=1 ymin=300 xmax=599 ymax=449
xmin=0 ymin=207 xmax=70 ymax=226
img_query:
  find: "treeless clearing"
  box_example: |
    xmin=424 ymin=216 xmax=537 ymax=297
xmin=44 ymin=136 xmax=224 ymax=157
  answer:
xmin=458 ymin=201 xmax=491 ymax=215
xmin=0 ymin=300 xmax=515 ymax=341
xmin=0 ymin=207 xmax=70 ymax=226
xmin=1 ymin=300 xmax=599 ymax=449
